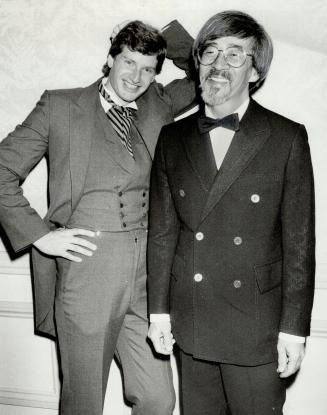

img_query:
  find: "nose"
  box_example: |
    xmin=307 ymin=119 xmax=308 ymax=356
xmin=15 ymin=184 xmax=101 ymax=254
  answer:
xmin=212 ymin=51 xmax=229 ymax=69
xmin=130 ymin=67 xmax=142 ymax=84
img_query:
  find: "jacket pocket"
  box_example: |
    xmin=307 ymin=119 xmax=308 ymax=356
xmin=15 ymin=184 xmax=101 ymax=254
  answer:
xmin=254 ymin=259 xmax=282 ymax=294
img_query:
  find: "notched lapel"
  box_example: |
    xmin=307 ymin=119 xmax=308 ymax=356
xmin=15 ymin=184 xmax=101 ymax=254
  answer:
xmin=200 ymin=100 xmax=271 ymax=222
xmin=70 ymin=82 xmax=99 ymax=210
xmin=182 ymin=115 xmax=217 ymax=192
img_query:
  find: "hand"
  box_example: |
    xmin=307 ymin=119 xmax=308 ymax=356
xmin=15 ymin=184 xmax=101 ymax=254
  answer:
xmin=33 ymin=228 xmax=97 ymax=262
xmin=148 ymin=321 xmax=175 ymax=355
xmin=110 ymin=20 xmax=132 ymax=42
xmin=277 ymin=338 xmax=305 ymax=378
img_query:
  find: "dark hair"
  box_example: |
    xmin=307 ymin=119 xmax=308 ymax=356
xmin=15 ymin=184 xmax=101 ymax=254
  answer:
xmin=102 ymin=20 xmax=167 ymax=76
xmin=193 ymin=10 xmax=273 ymax=91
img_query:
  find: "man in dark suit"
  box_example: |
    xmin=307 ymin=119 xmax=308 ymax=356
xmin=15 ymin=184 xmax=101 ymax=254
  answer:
xmin=148 ymin=11 xmax=315 ymax=415
xmin=0 ymin=20 xmax=195 ymax=415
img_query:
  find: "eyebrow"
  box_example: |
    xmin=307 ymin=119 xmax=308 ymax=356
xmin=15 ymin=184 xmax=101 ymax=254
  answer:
xmin=122 ymin=55 xmax=156 ymax=70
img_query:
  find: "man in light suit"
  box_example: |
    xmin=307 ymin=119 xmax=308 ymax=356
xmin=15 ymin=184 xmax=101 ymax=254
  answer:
xmin=0 ymin=20 xmax=195 ymax=414
xmin=148 ymin=11 xmax=315 ymax=415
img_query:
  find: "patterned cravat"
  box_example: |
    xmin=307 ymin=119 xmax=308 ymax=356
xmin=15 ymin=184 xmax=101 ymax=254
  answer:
xmin=198 ymin=113 xmax=240 ymax=134
xmin=99 ymin=82 xmax=136 ymax=158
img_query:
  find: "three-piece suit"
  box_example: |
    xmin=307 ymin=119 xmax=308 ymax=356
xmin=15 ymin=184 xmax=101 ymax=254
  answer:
xmin=0 ymin=21 xmax=196 ymax=414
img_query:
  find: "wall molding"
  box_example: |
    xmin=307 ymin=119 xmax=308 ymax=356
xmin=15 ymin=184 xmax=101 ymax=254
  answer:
xmin=0 ymin=251 xmax=30 ymax=276
xmin=0 ymin=300 xmax=33 ymax=318
xmin=0 ymin=389 xmax=58 ymax=410
xmin=310 ymin=319 xmax=327 ymax=338
xmin=0 ymin=303 xmax=59 ymax=409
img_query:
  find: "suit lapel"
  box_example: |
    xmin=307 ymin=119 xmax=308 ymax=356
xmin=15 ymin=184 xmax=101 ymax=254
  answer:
xmin=97 ymin=102 xmax=135 ymax=174
xmin=182 ymin=114 xmax=217 ymax=192
xmin=69 ymin=81 xmax=99 ymax=210
xmin=200 ymin=100 xmax=271 ymax=222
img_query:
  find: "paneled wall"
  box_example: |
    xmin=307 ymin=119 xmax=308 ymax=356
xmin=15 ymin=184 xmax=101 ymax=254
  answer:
xmin=1 ymin=1 xmax=326 ymax=414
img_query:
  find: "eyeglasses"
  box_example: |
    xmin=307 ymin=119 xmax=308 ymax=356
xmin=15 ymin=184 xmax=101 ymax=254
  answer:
xmin=198 ymin=45 xmax=253 ymax=68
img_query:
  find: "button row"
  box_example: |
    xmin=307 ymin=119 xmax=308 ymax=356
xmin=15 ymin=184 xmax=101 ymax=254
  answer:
xmin=193 ymin=273 xmax=242 ymax=289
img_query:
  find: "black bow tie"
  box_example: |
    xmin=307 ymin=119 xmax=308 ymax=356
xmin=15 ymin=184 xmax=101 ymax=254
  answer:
xmin=198 ymin=113 xmax=240 ymax=134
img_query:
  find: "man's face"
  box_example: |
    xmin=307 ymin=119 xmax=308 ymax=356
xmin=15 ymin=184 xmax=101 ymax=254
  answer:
xmin=107 ymin=46 xmax=157 ymax=104
xmin=199 ymin=36 xmax=259 ymax=110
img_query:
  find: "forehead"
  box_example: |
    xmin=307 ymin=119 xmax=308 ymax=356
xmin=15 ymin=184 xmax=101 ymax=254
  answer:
xmin=117 ymin=45 xmax=158 ymax=68
xmin=205 ymin=36 xmax=253 ymax=50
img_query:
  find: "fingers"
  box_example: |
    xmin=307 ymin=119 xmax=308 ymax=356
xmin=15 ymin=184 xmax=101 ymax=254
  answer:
xmin=279 ymin=357 xmax=302 ymax=378
xmin=67 ymin=228 xmax=96 ymax=237
xmin=148 ymin=323 xmax=175 ymax=355
xmin=67 ymin=243 xmax=95 ymax=257
xmin=33 ymin=228 xmax=98 ymax=261
xmin=277 ymin=339 xmax=305 ymax=378
xmin=110 ymin=20 xmax=132 ymax=42
xmin=277 ymin=343 xmax=288 ymax=375
xmin=59 ymin=229 xmax=97 ymax=260
xmin=161 ymin=331 xmax=174 ymax=354
xmin=71 ymin=236 xmax=97 ymax=251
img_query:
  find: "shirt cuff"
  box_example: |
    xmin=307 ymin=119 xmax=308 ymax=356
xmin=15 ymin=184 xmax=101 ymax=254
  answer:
xmin=150 ymin=314 xmax=171 ymax=323
xmin=279 ymin=332 xmax=306 ymax=343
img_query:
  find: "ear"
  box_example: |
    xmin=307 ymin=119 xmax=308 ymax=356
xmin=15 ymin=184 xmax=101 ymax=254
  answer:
xmin=107 ymin=54 xmax=114 ymax=68
xmin=249 ymin=67 xmax=259 ymax=83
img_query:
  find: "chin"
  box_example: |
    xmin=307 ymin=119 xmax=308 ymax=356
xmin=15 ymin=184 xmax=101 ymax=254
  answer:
xmin=201 ymin=82 xmax=230 ymax=107
xmin=201 ymin=89 xmax=229 ymax=106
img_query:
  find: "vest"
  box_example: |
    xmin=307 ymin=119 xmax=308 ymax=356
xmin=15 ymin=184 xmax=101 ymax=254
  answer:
xmin=68 ymin=108 xmax=152 ymax=231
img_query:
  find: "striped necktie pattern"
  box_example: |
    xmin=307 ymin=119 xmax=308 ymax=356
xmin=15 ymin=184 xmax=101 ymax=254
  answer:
xmin=99 ymin=82 xmax=136 ymax=158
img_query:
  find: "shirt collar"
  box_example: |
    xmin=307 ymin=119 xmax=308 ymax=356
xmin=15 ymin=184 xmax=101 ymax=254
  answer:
xmin=100 ymin=77 xmax=138 ymax=110
xmin=205 ymin=98 xmax=250 ymax=121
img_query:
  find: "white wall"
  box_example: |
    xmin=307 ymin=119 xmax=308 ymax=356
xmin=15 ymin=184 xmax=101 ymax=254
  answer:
xmin=1 ymin=1 xmax=327 ymax=414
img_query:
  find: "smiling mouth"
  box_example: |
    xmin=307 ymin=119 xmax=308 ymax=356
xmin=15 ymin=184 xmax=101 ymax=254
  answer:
xmin=207 ymin=75 xmax=229 ymax=83
xmin=123 ymin=80 xmax=140 ymax=91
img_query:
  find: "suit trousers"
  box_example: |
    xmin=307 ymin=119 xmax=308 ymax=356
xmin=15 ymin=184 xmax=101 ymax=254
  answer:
xmin=178 ymin=349 xmax=286 ymax=415
xmin=55 ymin=229 xmax=175 ymax=415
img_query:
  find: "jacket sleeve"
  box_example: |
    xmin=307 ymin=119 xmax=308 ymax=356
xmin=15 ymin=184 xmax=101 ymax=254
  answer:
xmin=279 ymin=125 xmax=315 ymax=336
xmin=161 ymin=20 xmax=198 ymax=118
xmin=147 ymin=128 xmax=180 ymax=314
xmin=0 ymin=91 xmax=51 ymax=252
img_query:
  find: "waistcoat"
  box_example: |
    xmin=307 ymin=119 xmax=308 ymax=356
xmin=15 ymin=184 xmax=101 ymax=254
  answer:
xmin=68 ymin=106 xmax=152 ymax=231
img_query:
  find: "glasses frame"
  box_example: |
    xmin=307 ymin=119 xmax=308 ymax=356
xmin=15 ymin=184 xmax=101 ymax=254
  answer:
xmin=198 ymin=45 xmax=253 ymax=68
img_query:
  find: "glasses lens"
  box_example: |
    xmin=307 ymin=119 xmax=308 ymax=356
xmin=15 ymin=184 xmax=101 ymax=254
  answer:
xmin=199 ymin=45 xmax=218 ymax=65
xmin=225 ymin=47 xmax=246 ymax=67
xmin=198 ymin=45 xmax=248 ymax=67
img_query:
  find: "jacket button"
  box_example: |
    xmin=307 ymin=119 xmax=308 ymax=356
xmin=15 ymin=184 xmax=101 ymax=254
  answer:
xmin=122 ymin=222 xmax=127 ymax=228
xmin=233 ymin=236 xmax=242 ymax=245
xmin=233 ymin=280 xmax=242 ymax=288
xmin=251 ymin=194 xmax=260 ymax=203
xmin=179 ymin=189 xmax=186 ymax=197
xmin=194 ymin=273 xmax=203 ymax=282
xmin=118 ymin=191 xmax=123 ymax=197
xmin=195 ymin=232 xmax=204 ymax=241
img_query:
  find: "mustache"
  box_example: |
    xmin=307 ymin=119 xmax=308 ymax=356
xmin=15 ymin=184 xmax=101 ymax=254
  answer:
xmin=204 ymin=69 xmax=232 ymax=82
